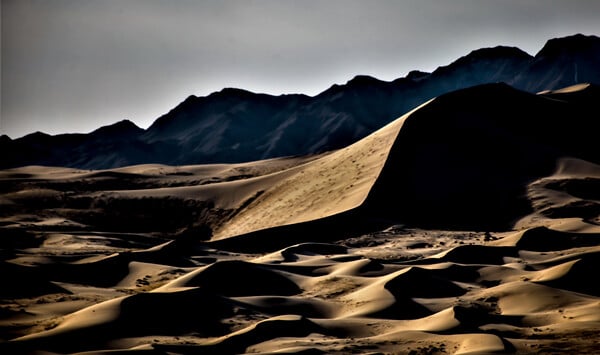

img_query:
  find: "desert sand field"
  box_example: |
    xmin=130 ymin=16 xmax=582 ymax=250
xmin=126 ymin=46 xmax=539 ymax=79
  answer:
xmin=1 ymin=84 xmax=599 ymax=354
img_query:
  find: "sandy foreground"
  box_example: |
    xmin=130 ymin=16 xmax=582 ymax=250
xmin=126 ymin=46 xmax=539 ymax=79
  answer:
xmin=1 ymin=84 xmax=600 ymax=354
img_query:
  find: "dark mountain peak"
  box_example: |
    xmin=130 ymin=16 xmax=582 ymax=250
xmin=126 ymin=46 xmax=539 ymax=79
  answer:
xmin=174 ymin=95 xmax=203 ymax=112
xmin=210 ymin=87 xmax=256 ymax=99
xmin=92 ymin=119 xmax=142 ymax=134
xmin=459 ymin=46 xmax=532 ymax=64
xmin=320 ymin=75 xmax=385 ymax=96
xmin=146 ymin=95 xmax=202 ymax=133
xmin=346 ymin=75 xmax=384 ymax=87
xmin=406 ymin=70 xmax=430 ymax=81
xmin=433 ymin=45 xmax=531 ymax=77
xmin=536 ymin=33 xmax=600 ymax=58
xmin=182 ymin=94 xmax=199 ymax=104
xmin=91 ymin=119 xmax=144 ymax=139
xmin=0 ymin=135 xmax=12 ymax=143
xmin=21 ymin=131 xmax=51 ymax=141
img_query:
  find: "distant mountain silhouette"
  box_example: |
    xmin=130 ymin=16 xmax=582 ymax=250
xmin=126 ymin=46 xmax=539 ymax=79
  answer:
xmin=2 ymin=34 xmax=599 ymax=169
xmin=512 ymin=33 xmax=600 ymax=92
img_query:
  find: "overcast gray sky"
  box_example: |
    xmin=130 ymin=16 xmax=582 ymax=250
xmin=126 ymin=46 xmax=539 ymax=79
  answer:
xmin=2 ymin=0 xmax=600 ymax=138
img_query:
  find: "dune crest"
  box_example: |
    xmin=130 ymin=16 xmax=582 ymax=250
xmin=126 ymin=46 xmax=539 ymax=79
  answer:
xmin=212 ymin=102 xmax=430 ymax=239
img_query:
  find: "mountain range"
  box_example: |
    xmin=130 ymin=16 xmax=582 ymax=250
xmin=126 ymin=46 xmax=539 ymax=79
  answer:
xmin=2 ymin=33 xmax=599 ymax=169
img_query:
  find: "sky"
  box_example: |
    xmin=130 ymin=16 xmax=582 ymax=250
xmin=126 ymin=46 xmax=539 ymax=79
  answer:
xmin=2 ymin=0 xmax=600 ymax=138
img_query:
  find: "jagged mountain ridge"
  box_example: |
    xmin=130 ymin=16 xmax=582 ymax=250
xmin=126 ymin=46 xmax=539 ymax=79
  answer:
xmin=2 ymin=34 xmax=599 ymax=169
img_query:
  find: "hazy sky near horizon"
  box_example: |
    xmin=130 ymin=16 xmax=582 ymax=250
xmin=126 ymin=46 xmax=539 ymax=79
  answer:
xmin=2 ymin=0 xmax=600 ymax=138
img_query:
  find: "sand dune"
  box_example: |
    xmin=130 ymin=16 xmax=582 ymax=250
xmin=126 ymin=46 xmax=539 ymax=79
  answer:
xmin=1 ymin=83 xmax=600 ymax=353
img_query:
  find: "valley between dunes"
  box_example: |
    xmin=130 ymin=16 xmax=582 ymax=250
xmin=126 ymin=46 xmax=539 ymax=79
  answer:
xmin=1 ymin=83 xmax=600 ymax=354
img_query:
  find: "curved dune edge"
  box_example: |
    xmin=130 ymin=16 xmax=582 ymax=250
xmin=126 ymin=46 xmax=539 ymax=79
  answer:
xmin=6 ymin=220 xmax=600 ymax=354
xmin=537 ymin=82 xmax=591 ymax=94
xmin=211 ymin=101 xmax=432 ymax=240
xmin=0 ymin=101 xmax=423 ymax=242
